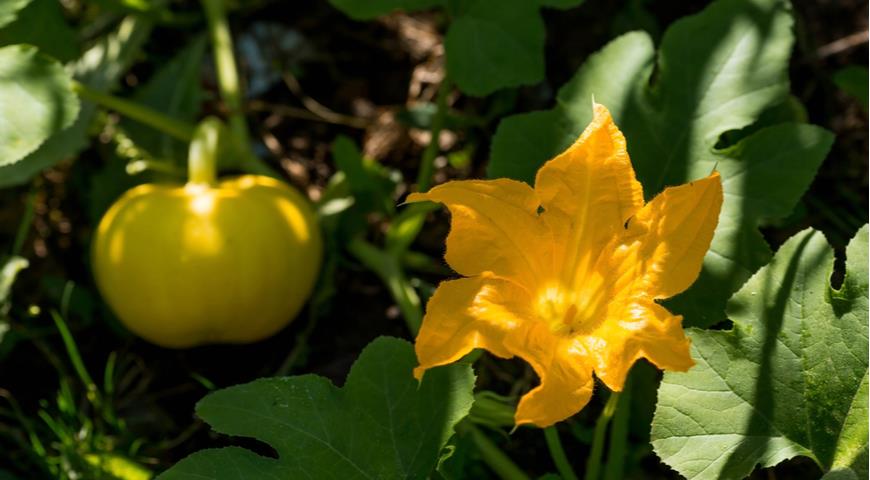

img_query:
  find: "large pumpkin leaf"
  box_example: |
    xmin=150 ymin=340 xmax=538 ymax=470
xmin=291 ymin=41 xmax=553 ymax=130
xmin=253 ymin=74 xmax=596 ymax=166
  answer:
xmin=0 ymin=15 xmax=152 ymax=188
xmin=327 ymin=0 xmax=583 ymax=95
xmin=0 ymin=45 xmax=78 ymax=168
xmin=158 ymin=337 xmax=475 ymax=479
xmin=651 ymin=226 xmax=869 ymax=480
xmin=488 ymin=0 xmax=832 ymax=327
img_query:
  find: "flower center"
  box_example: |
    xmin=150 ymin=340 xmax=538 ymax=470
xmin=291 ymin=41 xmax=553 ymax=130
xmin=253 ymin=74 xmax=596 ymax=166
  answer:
xmin=535 ymin=284 xmax=581 ymax=335
xmin=534 ymin=276 xmax=609 ymax=336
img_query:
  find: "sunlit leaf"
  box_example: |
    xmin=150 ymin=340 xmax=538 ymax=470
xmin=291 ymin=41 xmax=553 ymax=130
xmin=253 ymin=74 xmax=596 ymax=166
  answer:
xmin=83 ymin=453 xmax=152 ymax=480
xmin=0 ymin=256 xmax=28 ymax=305
xmin=159 ymin=337 xmax=475 ymax=480
xmin=488 ymin=0 xmax=831 ymax=327
xmin=0 ymin=45 xmax=78 ymax=168
xmin=0 ymin=0 xmax=30 ymax=29
xmin=0 ymin=15 xmax=152 ymax=188
xmin=651 ymin=226 xmax=869 ymax=480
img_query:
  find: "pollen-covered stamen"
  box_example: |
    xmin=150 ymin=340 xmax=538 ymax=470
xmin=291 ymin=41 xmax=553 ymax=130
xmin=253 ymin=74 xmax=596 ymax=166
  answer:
xmin=535 ymin=271 xmax=612 ymax=336
xmin=535 ymin=284 xmax=583 ymax=335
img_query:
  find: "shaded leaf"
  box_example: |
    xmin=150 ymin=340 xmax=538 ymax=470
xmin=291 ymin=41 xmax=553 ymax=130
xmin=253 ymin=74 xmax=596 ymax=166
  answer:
xmin=0 ymin=45 xmax=78 ymax=167
xmin=833 ymin=66 xmax=868 ymax=112
xmin=328 ymin=0 xmax=584 ymax=95
xmin=537 ymin=0 xmax=583 ymax=9
xmin=651 ymin=226 xmax=869 ymax=479
xmin=445 ymin=0 xmax=544 ymax=95
xmin=664 ymin=123 xmax=833 ymax=326
xmin=327 ymin=0 xmax=442 ymax=19
xmin=0 ymin=0 xmax=79 ymax=62
xmin=159 ymin=337 xmax=475 ymax=480
xmin=122 ymin=35 xmax=206 ymax=162
xmin=488 ymin=0 xmax=831 ymax=327
xmin=326 ymin=136 xmax=400 ymax=240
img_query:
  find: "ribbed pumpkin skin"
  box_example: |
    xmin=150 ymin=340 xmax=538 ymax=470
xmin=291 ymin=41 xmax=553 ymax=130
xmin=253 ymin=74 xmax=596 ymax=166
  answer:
xmin=92 ymin=175 xmax=322 ymax=348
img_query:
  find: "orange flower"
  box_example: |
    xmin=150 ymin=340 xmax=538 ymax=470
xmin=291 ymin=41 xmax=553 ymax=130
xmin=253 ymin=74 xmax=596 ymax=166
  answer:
xmin=408 ymin=103 xmax=723 ymax=427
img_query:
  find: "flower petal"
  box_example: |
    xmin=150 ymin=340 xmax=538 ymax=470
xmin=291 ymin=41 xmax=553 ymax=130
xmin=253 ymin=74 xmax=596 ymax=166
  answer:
xmin=509 ymin=323 xmax=595 ymax=427
xmin=414 ymin=275 xmax=533 ymax=379
xmin=406 ymin=179 xmax=551 ymax=287
xmin=608 ymin=172 xmax=723 ymax=300
xmin=534 ymin=103 xmax=644 ymax=273
xmin=585 ymin=300 xmax=693 ymax=391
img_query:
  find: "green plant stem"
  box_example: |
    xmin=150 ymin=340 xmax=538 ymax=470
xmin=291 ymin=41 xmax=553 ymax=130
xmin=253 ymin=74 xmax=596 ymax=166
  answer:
xmin=188 ymin=117 xmax=223 ymax=185
xmin=415 ymin=76 xmax=452 ymax=192
xmin=11 ymin=190 xmax=35 ymax=256
xmin=603 ymin=385 xmax=631 ymax=480
xmin=200 ymin=0 xmax=248 ymax=150
xmin=458 ymin=422 xmax=529 ymax=480
xmin=379 ymin=77 xmax=452 ymax=265
xmin=347 ymin=237 xmax=422 ymax=334
xmin=199 ymin=0 xmax=279 ymax=178
xmin=125 ymin=159 xmax=186 ymax=177
xmin=544 ymin=426 xmax=579 ymax=480
xmin=584 ymin=392 xmax=621 ymax=480
xmin=71 ymin=81 xmax=194 ymax=141
xmin=49 ymin=311 xmax=102 ymax=410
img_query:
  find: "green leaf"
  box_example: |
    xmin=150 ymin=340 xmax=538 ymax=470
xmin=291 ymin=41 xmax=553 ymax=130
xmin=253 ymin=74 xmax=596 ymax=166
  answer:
xmin=0 ymin=0 xmax=79 ymax=62
xmin=0 ymin=45 xmax=78 ymax=168
xmin=664 ymin=123 xmax=833 ymax=327
xmin=83 ymin=453 xmax=152 ymax=480
xmin=0 ymin=256 xmax=28 ymax=305
xmin=329 ymin=0 xmax=582 ymax=95
xmin=489 ymin=0 xmax=831 ymax=327
xmin=833 ymin=66 xmax=868 ymax=112
xmin=651 ymin=226 xmax=869 ymax=479
xmin=445 ymin=0 xmax=544 ymax=96
xmin=158 ymin=337 xmax=475 ymax=480
xmin=536 ymin=0 xmax=583 ymax=9
xmin=0 ymin=15 xmax=153 ymax=188
xmin=326 ymin=136 xmax=400 ymax=240
xmin=122 ymin=35 xmax=206 ymax=162
xmin=0 ymin=0 xmax=30 ymax=29
xmin=0 ymin=469 xmax=23 ymax=480
xmin=326 ymin=0 xmax=442 ymax=20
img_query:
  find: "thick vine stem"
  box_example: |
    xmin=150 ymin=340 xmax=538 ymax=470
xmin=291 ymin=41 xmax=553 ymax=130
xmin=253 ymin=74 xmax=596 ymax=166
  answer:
xmin=188 ymin=117 xmax=225 ymax=186
xmin=200 ymin=0 xmax=248 ymax=149
xmin=544 ymin=426 xmax=579 ymax=480
xmin=347 ymin=237 xmax=422 ymax=334
xmin=458 ymin=421 xmax=530 ymax=480
xmin=584 ymin=391 xmax=621 ymax=480
xmin=415 ymin=75 xmax=452 ymax=193
xmin=603 ymin=385 xmax=631 ymax=480
xmin=72 ymin=81 xmax=195 ymax=141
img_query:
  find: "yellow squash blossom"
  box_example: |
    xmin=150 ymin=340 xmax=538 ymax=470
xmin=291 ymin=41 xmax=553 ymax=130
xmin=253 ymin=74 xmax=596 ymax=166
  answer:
xmin=408 ymin=103 xmax=723 ymax=427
